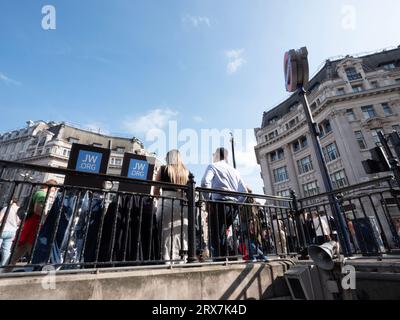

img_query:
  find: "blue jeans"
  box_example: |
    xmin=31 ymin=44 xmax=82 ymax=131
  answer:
xmin=0 ymin=231 xmax=16 ymax=266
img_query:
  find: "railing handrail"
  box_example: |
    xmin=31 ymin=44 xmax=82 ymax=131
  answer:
xmin=0 ymin=160 xmax=294 ymax=202
xmin=298 ymin=175 xmax=396 ymax=202
xmin=195 ymin=186 xmax=292 ymax=202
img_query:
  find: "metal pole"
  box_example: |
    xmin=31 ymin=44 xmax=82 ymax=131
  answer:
xmin=187 ymin=173 xmax=198 ymax=263
xmin=379 ymin=131 xmax=400 ymax=187
xmin=290 ymin=189 xmax=307 ymax=256
xmin=230 ymin=132 xmax=237 ymax=169
xmin=298 ymin=87 xmax=352 ymax=257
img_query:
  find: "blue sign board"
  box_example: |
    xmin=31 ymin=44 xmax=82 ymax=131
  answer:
xmin=127 ymin=159 xmax=149 ymax=180
xmin=76 ymin=150 xmax=103 ymax=174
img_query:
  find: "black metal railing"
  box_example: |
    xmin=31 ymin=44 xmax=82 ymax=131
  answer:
xmin=294 ymin=176 xmax=400 ymax=256
xmin=0 ymin=159 xmax=399 ymax=274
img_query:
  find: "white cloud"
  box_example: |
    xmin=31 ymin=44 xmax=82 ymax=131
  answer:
xmin=225 ymin=49 xmax=246 ymax=74
xmin=123 ymin=108 xmax=179 ymax=135
xmin=182 ymin=14 xmax=211 ymax=28
xmin=225 ymin=49 xmax=244 ymax=59
xmin=0 ymin=72 xmax=21 ymax=86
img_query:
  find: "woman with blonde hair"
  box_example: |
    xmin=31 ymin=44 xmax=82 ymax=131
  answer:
xmin=154 ymin=150 xmax=190 ymax=264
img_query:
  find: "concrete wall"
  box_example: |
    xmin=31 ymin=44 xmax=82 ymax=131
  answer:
xmin=0 ymin=261 xmax=294 ymax=300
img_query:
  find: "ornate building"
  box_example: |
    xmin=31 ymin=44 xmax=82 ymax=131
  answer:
xmin=0 ymin=120 xmax=154 ymax=206
xmin=254 ymin=46 xmax=400 ymax=199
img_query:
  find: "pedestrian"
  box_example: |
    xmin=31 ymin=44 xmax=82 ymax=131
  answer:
xmin=239 ymin=187 xmax=268 ymax=262
xmin=311 ymin=210 xmax=331 ymax=245
xmin=201 ymin=147 xmax=247 ymax=260
xmin=154 ymin=150 xmax=190 ymax=264
xmin=272 ymin=214 xmax=287 ymax=254
xmin=284 ymin=213 xmax=297 ymax=253
xmin=0 ymin=198 xmax=21 ymax=266
xmin=7 ymin=180 xmax=57 ymax=270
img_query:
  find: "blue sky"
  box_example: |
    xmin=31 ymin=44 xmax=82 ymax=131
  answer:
xmin=1 ymin=0 xmax=400 ymax=194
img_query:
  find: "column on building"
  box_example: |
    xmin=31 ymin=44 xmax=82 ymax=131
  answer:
xmin=330 ymin=110 xmax=366 ymax=185
xmin=283 ymin=143 xmax=300 ymax=195
xmin=259 ymin=152 xmax=274 ymax=195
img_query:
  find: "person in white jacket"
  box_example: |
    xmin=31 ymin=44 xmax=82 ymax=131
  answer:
xmin=0 ymin=199 xmax=20 ymax=266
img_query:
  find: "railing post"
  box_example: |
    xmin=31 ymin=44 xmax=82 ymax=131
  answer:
xmin=290 ymin=189 xmax=307 ymax=258
xmin=387 ymin=179 xmax=400 ymax=248
xmin=187 ymin=173 xmax=198 ymax=263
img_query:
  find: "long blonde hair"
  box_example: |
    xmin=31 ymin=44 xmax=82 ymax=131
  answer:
xmin=165 ymin=149 xmax=189 ymax=185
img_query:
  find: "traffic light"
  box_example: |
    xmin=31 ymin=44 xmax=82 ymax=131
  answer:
xmin=362 ymin=146 xmax=391 ymax=174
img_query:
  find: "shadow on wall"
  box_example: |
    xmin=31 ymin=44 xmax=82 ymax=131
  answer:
xmin=219 ymin=262 xmax=293 ymax=300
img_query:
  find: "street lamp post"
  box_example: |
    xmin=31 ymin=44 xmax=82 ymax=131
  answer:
xmin=230 ymin=132 xmax=237 ymax=169
xmin=284 ymin=47 xmax=353 ymax=257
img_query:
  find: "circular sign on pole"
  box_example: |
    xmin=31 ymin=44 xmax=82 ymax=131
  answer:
xmin=284 ymin=47 xmax=309 ymax=92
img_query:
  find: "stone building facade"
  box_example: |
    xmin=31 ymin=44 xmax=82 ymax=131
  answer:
xmin=0 ymin=120 xmax=154 ymax=206
xmin=255 ymin=46 xmax=400 ymax=200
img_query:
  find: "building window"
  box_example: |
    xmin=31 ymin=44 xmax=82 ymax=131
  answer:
xmin=292 ymin=136 xmax=308 ymax=153
xmin=293 ymin=141 xmax=300 ymax=153
xmin=346 ymin=109 xmax=356 ymax=121
xmin=345 ymin=67 xmax=362 ymax=81
xmin=382 ymin=103 xmax=393 ymax=116
xmin=273 ymin=166 xmax=288 ymax=183
xmin=110 ymin=158 xmax=123 ymax=166
xmin=277 ymin=189 xmax=290 ymax=197
xmin=361 ymin=105 xmax=377 ymax=120
xmin=268 ymin=117 xmax=278 ymax=125
xmin=38 ymin=137 xmax=46 ymax=147
xmin=319 ymin=120 xmax=332 ymax=138
xmin=286 ymin=117 xmax=298 ymax=130
xmin=266 ymin=130 xmax=278 ymax=141
xmin=323 ymin=142 xmax=340 ymax=163
xmin=270 ymin=148 xmax=284 ymax=162
xmin=300 ymin=136 xmax=308 ymax=148
xmin=382 ymin=63 xmax=396 ymax=70
xmin=325 ymin=121 xmax=332 ymax=134
xmin=330 ymin=170 xmax=348 ymax=189
xmin=354 ymin=131 xmax=367 ymax=150
xmin=277 ymin=189 xmax=291 ymax=206
xmin=371 ymin=128 xmax=384 ymax=145
xmin=370 ymin=81 xmax=378 ymax=89
xmin=337 ymin=88 xmax=345 ymax=95
xmin=62 ymin=149 xmax=70 ymax=157
xmin=297 ymin=155 xmax=313 ymax=174
xmin=303 ymin=181 xmax=319 ymax=198
xmin=396 ymin=78 xmax=400 ymax=84
xmin=352 ymin=85 xmax=363 ymax=93
xmin=318 ymin=125 xmax=325 ymax=138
